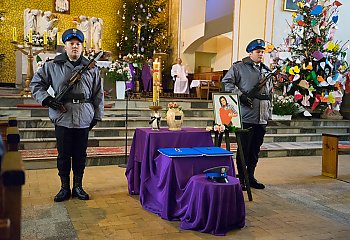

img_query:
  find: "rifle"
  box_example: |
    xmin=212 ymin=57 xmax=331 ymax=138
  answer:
xmin=246 ymin=68 xmax=279 ymax=101
xmin=55 ymin=51 xmax=104 ymax=113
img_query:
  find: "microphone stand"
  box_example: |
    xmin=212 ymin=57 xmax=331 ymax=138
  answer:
xmin=124 ymin=89 xmax=131 ymax=166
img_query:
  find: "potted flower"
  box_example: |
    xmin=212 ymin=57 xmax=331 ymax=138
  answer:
xmin=166 ymin=102 xmax=184 ymax=131
xmin=106 ymin=60 xmax=132 ymax=99
xmin=272 ymin=94 xmax=298 ymax=120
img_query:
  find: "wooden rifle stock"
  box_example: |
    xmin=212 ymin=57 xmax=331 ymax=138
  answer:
xmin=55 ymin=51 xmax=104 ymax=112
xmin=247 ymin=68 xmax=279 ymax=98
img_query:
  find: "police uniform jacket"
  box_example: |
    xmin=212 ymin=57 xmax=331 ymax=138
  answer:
xmin=30 ymin=53 xmax=104 ymax=128
xmin=221 ymin=56 xmax=272 ymax=125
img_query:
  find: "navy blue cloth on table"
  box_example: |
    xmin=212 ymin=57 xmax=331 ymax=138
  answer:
xmin=193 ymin=146 xmax=233 ymax=156
xmin=158 ymin=147 xmax=203 ymax=157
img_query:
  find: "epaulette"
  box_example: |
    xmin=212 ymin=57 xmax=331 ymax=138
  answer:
xmin=232 ymin=60 xmax=242 ymax=66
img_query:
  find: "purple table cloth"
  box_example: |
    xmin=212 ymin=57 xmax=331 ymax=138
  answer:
xmin=141 ymin=154 xmax=235 ymax=220
xmin=125 ymin=128 xmax=214 ymax=195
xmin=180 ymin=175 xmax=245 ymax=235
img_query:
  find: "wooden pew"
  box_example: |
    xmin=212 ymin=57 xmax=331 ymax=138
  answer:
xmin=0 ymin=117 xmax=25 ymax=240
xmin=322 ymin=133 xmax=350 ymax=178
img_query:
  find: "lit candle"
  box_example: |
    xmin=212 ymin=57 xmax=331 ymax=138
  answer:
xmin=152 ymin=59 xmax=160 ymax=104
xmin=28 ymin=28 xmax=33 ymax=43
xmin=12 ymin=27 xmax=17 ymax=42
xmin=98 ymin=39 xmax=102 ymax=49
xmin=43 ymin=31 xmax=48 ymax=45
xmin=83 ymin=39 xmax=86 ymax=48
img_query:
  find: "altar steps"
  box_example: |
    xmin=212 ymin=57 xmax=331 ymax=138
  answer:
xmin=1 ymin=96 xmax=350 ymax=170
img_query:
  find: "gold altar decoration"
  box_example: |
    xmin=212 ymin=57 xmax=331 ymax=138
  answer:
xmin=11 ymin=27 xmax=48 ymax=97
xmin=149 ymin=57 xmax=163 ymax=130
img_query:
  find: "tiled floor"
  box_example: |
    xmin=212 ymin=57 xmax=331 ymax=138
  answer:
xmin=21 ymin=155 xmax=350 ymax=240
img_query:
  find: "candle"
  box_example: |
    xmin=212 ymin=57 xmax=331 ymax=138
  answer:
xmin=152 ymin=59 xmax=160 ymax=103
xmin=43 ymin=31 xmax=48 ymax=45
xmin=12 ymin=27 xmax=17 ymax=42
xmin=98 ymin=39 xmax=102 ymax=49
xmin=83 ymin=39 xmax=86 ymax=48
xmin=28 ymin=28 xmax=33 ymax=43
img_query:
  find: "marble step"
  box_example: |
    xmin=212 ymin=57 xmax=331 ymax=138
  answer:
xmin=18 ymin=125 xmax=350 ymax=139
xmin=0 ymin=97 xmax=213 ymax=108
xmin=11 ymin=116 xmax=350 ymax=130
xmin=21 ymin=141 xmax=350 ymax=170
xmin=17 ymin=131 xmax=350 ymax=150
xmin=0 ymin=107 xmax=214 ymax=118
xmin=14 ymin=117 xmax=214 ymax=128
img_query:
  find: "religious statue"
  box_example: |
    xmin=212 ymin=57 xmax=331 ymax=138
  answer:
xmin=55 ymin=0 xmax=69 ymax=13
xmin=24 ymin=9 xmax=58 ymax=45
xmin=91 ymin=17 xmax=103 ymax=52
xmin=74 ymin=15 xmax=90 ymax=48
xmin=24 ymin=8 xmax=41 ymax=36
xmin=131 ymin=16 xmax=146 ymax=53
xmin=40 ymin=11 xmax=58 ymax=40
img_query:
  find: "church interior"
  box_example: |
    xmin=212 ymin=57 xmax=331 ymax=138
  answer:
xmin=0 ymin=0 xmax=350 ymax=239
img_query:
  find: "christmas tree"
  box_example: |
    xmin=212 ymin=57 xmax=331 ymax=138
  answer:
xmin=116 ymin=0 xmax=169 ymax=59
xmin=274 ymin=0 xmax=349 ymax=118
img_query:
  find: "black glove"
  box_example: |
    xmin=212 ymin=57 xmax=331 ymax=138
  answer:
xmin=89 ymin=119 xmax=98 ymax=131
xmin=253 ymin=93 xmax=272 ymax=101
xmin=239 ymin=93 xmax=253 ymax=108
xmin=42 ymin=96 xmax=63 ymax=110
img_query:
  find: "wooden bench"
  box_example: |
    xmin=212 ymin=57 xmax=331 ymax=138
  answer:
xmin=322 ymin=133 xmax=350 ymax=178
xmin=0 ymin=117 xmax=25 ymax=240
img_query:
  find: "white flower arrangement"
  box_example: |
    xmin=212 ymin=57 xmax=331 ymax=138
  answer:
xmin=272 ymin=94 xmax=298 ymax=116
xmin=107 ymin=61 xmax=132 ymax=81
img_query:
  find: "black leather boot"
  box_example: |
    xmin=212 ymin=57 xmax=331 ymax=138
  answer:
xmin=72 ymin=175 xmax=89 ymax=200
xmin=248 ymin=167 xmax=265 ymax=189
xmin=54 ymin=176 xmax=71 ymax=202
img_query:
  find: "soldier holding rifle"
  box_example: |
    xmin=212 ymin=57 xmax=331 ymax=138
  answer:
xmin=30 ymin=28 xmax=104 ymax=202
xmin=222 ymin=39 xmax=275 ymax=190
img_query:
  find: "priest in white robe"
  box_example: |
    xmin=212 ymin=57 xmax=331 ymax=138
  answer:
xmin=171 ymin=58 xmax=189 ymax=94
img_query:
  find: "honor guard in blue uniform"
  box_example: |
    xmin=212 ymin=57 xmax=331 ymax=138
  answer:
xmin=30 ymin=28 xmax=104 ymax=202
xmin=221 ymin=39 xmax=273 ymax=190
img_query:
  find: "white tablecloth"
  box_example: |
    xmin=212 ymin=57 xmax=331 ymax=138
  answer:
xmin=190 ymin=80 xmax=210 ymax=89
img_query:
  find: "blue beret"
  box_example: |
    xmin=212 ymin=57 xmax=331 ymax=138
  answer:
xmin=246 ymin=39 xmax=265 ymax=53
xmin=62 ymin=28 xmax=84 ymax=43
xmin=203 ymin=166 xmax=229 ymax=183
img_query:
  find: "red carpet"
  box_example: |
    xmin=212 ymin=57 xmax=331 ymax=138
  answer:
xmin=20 ymin=146 xmax=129 ymax=159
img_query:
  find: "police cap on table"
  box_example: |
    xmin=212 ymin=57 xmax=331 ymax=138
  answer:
xmin=62 ymin=28 xmax=84 ymax=43
xmin=203 ymin=166 xmax=229 ymax=183
xmin=246 ymin=38 xmax=266 ymax=53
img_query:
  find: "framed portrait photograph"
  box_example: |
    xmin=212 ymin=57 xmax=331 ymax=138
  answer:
xmin=283 ymin=0 xmax=299 ymax=12
xmin=53 ymin=0 xmax=70 ymax=14
xmin=212 ymin=93 xmax=242 ymax=129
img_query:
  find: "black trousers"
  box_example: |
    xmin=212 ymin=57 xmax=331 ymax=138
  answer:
xmin=236 ymin=122 xmax=266 ymax=180
xmin=55 ymin=126 xmax=89 ymax=177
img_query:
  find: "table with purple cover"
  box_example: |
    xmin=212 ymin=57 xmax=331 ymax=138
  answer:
xmin=125 ymin=127 xmax=245 ymax=235
xmin=125 ymin=128 xmax=214 ymax=195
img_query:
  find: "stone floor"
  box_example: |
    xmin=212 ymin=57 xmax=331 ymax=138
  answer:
xmin=21 ymin=155 xmax=350 ymax=240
